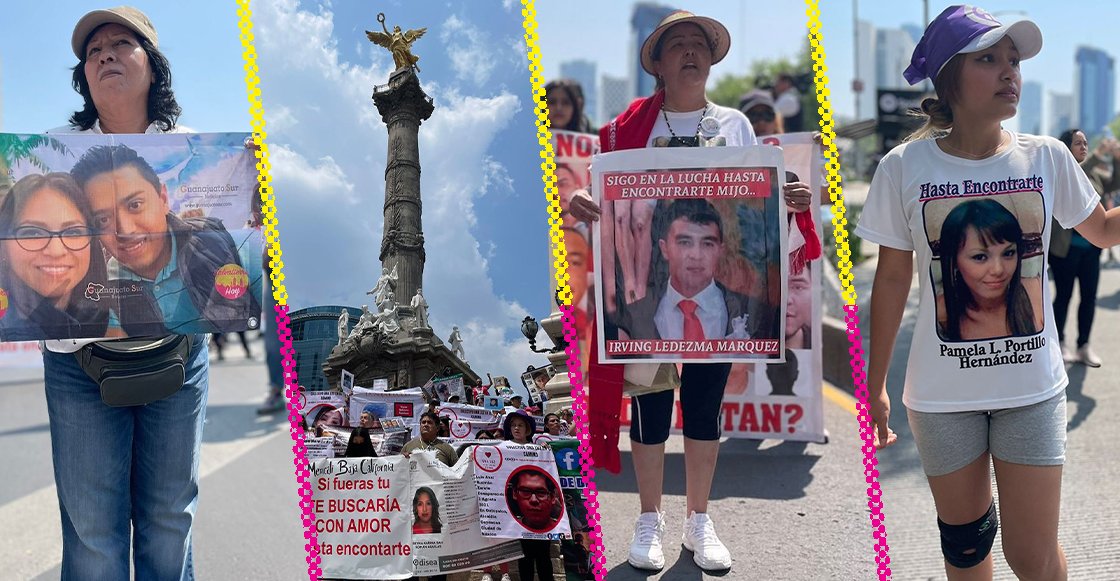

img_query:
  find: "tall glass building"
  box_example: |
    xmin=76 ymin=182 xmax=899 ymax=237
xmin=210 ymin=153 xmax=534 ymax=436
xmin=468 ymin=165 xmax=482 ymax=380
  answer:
xmin=290 ymin=305 xmax=364 ymax=391
xmin=630 ymin=2 xmax=677 ymax=99
xmin=1075 ymin=46 xmax=1115 ymax=138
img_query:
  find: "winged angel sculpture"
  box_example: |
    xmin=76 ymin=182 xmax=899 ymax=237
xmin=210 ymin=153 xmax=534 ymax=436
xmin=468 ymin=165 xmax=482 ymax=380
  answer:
xmin=366 ymin=13 xmax=427 ymax=72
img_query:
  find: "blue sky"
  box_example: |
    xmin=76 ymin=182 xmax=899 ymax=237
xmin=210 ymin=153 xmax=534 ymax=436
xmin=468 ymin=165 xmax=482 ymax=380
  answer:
xmin=246 ymin=0 xmax=552 ymax=395
xmin=0 ymin=0 xmax=249 ymax=133
xmin=820 ymin=1 xmax=1120 ymax=129
xmin=1 ymin=0 xmax=554 ymax=396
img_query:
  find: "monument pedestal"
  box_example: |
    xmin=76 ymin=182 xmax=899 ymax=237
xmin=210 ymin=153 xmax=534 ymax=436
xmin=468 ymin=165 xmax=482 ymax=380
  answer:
xmin=540 ymin=309 xmax=574 ymax=414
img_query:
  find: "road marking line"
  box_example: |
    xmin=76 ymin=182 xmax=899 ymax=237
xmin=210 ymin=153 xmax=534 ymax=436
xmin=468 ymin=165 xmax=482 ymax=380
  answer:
xmin=823 ymin=381 xmax=859 ymax=416
xmin=0 ymin=427 xmax=287 ymax=581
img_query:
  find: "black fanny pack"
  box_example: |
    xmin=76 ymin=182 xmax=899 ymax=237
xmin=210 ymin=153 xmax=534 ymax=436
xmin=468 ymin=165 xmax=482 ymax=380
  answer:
xmin=76 ymin=335 xmax=193 ymax=407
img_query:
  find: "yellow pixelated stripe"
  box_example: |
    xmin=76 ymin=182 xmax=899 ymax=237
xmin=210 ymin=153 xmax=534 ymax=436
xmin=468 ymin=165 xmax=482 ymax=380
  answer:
xmin=236 ymin=0 xmax=285 ymax=305
xmin=806 ymin=1 xmax=854 ymax=303
xmin=520 ymin=0 xmax=569 ymax=305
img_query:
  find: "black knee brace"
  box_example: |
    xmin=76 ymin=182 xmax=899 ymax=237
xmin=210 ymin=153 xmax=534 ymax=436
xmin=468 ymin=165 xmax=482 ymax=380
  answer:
xmin=938 ymin=501 xmax=998 ymax=569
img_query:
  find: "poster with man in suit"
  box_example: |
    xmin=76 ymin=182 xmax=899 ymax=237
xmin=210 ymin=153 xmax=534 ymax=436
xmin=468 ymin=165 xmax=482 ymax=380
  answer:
xmin=592 ymin=146 xmax=787 ymax=364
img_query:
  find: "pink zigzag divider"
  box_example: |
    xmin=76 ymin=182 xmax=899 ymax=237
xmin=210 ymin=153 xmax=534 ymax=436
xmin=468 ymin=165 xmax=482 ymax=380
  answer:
xmin=845 ymin=304 xmax=892 ymax=579
xmin=558 ymin=303 xmax=608 ymax=580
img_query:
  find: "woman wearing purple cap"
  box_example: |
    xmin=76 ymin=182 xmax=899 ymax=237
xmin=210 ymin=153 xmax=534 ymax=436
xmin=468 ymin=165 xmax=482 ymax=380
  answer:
xmin=858 ymin=5 xmax=1120 ymax=580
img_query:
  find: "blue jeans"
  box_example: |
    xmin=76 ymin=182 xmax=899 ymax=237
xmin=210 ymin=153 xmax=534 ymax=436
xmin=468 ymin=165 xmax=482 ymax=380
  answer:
xmin=44 ymin=334 xmax=209 ymax=581
xmin=264 ymin=288 xmax=284 ymax=390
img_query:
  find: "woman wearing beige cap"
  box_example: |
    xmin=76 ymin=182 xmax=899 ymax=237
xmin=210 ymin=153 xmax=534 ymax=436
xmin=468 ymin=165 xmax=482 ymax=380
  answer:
xmin=40 ymin=7 xmax=213 ymax=580
xmin=569 ymin=10 xmax=814 ymax=574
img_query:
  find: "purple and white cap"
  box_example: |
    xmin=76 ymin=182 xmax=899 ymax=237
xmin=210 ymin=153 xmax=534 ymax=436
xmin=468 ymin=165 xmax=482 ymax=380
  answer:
xmin=903 ymin=5 xmax=1042 ymax=86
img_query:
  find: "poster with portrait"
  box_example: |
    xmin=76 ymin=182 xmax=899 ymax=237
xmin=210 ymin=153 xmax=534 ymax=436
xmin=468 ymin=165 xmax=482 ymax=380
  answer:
xmin=302 ymin=391 xmax=349 ymax=428
xmin=592 ymin=146 xmax=788 ymax=363
xmin=0 ymin=133 xmax=263 ymax=342
xmin=520 ymin=365 xmax=554 ymax=405
xmin=618 ymin=133 xmax=825 ymax=442
xmin=551 ymin=130 xmax=598 ymax=381
xmin=409 ymin=451 xmax=524 ymax=576
xmin=310 ymin=456 xmax=413 ymax=579
xmin=348 ymin=386 xmax=425 ymax=428
xmin=474 ymin=441 xmax=571 ymax=540
xmin=430 ymin=374 xmax=465 ymax=402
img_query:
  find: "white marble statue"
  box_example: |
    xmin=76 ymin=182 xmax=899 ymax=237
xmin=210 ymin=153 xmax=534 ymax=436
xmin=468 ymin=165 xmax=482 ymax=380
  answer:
xmin=337 ymin=310 xmax=349 ymax=345
xmin=379 ymin=305 xmax=402 ymax=335
xmin=367 ymin=265 xmax=398 ymax=310
xmin=411 ymin=288 xmax=429 ymax=328
xmin=349 ymin=305 xmax=376 ymax=339
xmin=448 ymin=325 xmax=465 ymax=361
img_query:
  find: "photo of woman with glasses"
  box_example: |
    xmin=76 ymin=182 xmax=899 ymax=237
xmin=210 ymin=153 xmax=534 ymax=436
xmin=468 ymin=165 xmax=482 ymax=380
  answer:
xmin=0 ymin=173 xmax=110 ymax=341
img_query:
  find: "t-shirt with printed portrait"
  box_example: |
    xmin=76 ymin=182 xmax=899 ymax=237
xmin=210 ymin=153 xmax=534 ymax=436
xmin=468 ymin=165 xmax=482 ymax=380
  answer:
xmin=855 ymin=132 xmax=1099 ymax=413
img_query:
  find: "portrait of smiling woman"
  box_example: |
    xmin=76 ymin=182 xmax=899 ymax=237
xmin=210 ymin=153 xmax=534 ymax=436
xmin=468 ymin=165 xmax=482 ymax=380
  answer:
xmin=0 ymin=173 xmax=110 ymax=341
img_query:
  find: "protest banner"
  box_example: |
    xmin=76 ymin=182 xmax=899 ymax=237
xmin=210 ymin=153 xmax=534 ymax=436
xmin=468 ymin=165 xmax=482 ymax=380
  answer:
xmin=474 ymin=441 xmax=571 ymax=540
xmin=618 ymin=133 xmax=825 ymax=442
xmin=549 ymin=439 xmax=594 ymax=579
xmin=483 ymin=395 xmax=503 ymax=411
xmin=409 ymin=451 xmax=524 ymax=576
xmin=0 ymin=133 xmax=263 ymax=341
xmin=551 ymin=130 xmax=598 ymax=382
xmin=0 ymin=340 xmax=42 ymax=370
xmin=437 ymin=402 xmax=500 ymax=423
xmin=302 ymin=391 xmax=349 ymax=429
xmin=349 ymin=386 xmax=425 ymax=428
xmin=341 ymin=370 xmax=355 ymax=395
xmin=307 ymin=437 xmax=337 ymax=460
xmin=592 ymin=145 xmax=788 ymax=364
xmin=310 ymin=456 xmax=413 ymax=579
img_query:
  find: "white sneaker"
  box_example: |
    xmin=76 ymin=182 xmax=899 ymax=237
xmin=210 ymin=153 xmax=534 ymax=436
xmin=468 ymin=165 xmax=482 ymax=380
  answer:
xmin=628 ymin=511 xmax=666 ymax=570
xmin=682 ymin=511 xmax=732 ymax=571
xmin=480 ymin=575 xmax=492 ymax=581
xmin=1078 ymin=344 xmax=1102 ymax=368
xmin=1061 ymin=342 xmax=1077 ymax=363
xmin=500 ymin=575 xmax=512 ymax=581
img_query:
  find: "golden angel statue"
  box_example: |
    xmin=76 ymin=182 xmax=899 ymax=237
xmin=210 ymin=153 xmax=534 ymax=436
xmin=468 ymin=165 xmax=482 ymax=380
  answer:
xmin=366 ymin=13 xmax=427 ymax=72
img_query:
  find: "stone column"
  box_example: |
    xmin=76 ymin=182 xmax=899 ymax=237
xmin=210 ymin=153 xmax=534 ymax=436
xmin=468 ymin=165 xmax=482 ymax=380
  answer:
xmin=372 ymin=67 xmax=434 ymax=303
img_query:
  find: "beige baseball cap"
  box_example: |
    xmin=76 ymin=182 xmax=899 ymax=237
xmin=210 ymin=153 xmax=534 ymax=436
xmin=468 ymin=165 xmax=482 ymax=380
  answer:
xmin=71 ymin=6 xmax=158 ymax=59
xmin=640 ymin=10 xmax=730 ymax=76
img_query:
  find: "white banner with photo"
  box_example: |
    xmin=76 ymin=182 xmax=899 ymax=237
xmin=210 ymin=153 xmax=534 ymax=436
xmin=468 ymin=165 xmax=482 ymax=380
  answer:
xmin=348 ymin=387 xmax=425 ymax=428
xmin=409 ymin=451 xmax=524 ymax=576
xmin=310 ymin=456 xmax=413 ymax=579
xmin=474 ymin=441 xmax=572 ymax=540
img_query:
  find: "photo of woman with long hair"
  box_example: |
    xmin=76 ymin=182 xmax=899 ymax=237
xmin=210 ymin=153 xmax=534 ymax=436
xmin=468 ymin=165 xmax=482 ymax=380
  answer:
xmin=0 ymin=173 xmax=110 ymax=341
xmin=412 ymin=486 xmax=442 ymax=535
xmin=934 ymin=198 xmax=1043 ymax=341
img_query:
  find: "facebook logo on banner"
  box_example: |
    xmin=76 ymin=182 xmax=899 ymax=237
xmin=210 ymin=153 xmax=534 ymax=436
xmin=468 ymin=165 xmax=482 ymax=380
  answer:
xmin=555 ymin=448 xmax=580 ymax=474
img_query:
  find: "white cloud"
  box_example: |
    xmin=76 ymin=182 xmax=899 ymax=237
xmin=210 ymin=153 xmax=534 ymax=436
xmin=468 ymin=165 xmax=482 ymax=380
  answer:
xmin=251 ymin=0 xmax=542 ymax=383
xmin=440 ymin=15 xmax=496 ymax=86
xmin=502 ymin=0 xmax=517 ymax=10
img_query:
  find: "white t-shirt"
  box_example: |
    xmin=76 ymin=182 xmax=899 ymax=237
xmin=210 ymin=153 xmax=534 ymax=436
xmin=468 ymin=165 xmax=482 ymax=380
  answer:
xmin=646 ymin=103 xmax=758 ymax=147
xmin=42 ymin=120 xmax=193 ymax=353
xmin=855 ymin=132 xmax=1099 ymax=413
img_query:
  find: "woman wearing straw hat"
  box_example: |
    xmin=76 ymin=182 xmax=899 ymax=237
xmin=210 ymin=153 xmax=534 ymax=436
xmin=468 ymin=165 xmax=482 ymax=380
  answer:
xmin=569 ymin=10 xmax=815 ymax=573
xmin=33 ymin=7 xmax=237 ymax=579
xmin=858 ymin=5 xmax=1120 ymax=579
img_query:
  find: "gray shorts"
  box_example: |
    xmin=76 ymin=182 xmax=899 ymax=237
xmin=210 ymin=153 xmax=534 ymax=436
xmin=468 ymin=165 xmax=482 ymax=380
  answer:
xmin=906 ymin=390 xmax=1067 ymax=477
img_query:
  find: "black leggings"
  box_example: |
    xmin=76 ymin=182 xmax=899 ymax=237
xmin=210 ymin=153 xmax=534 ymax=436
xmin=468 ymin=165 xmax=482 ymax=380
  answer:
xmin=630 ymin=363 xmax=732 ymax=444
xmin=518 ymin=539 xmax=553 ymax=581
xmin=1052 ymin=243 xmax=1101 ymax=347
